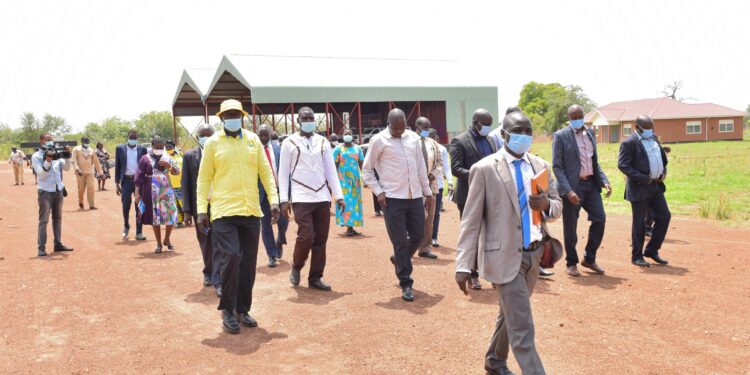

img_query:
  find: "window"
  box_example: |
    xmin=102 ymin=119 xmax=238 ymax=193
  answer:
xmin=719 ymin=119 xmax=734 ymax=133
xmin=686 ymin=121 xmax=702 ymax=135
xmin=622 ymin=123 xmax=632 ymax=136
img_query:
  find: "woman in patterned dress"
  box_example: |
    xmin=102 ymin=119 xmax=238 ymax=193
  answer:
xmin=95 ymin=142 xmax=111 ymax=191
xmin=332 ymin=129 xmax=364 ymax=237
xmin=134 ymin=135 xmax=181 ymax=253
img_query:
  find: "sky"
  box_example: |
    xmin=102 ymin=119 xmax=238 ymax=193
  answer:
xmin=1 ymin=0 xmax=748 ymax=130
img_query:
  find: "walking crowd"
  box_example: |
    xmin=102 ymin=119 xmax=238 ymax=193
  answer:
xmin=19 ymin=98 xmax=674 ymax=375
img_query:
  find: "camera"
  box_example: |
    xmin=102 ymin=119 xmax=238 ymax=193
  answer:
xmin=43 ymin=144 xmax=72 ymax=160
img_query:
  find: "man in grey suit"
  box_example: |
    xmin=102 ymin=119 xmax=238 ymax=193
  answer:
xmin=456 ymin=112 xmax=562 ymax=375
xmin=552 ymin=104 xmax=611 ymax=277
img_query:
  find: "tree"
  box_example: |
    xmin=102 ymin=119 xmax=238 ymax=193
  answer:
xmin=661 ymin=81 xmax=697 ymax=102
xmin=518 ymin=82 xmax=597 ymax=133
xmin=42 ymin=114 xmax=71 ymax=137
xmin=18 ymin=112 xmax=42 ymax=142
xmin=745 ymin=104 xmax=750 ymax=129
xmin=134 ymin=111 xmax=187 ymax=143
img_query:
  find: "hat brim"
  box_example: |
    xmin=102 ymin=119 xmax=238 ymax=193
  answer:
xmin=216 ymin=108 xmax=249 ymax=118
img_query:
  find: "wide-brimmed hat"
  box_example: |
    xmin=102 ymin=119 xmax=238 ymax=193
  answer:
xmin=216 ymin=99 xmax=248 ymax=118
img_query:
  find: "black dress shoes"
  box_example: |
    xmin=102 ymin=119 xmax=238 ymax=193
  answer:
xmin=38 ymin=250 xmax=47 ymax=257
xmin=222 ymin=310 xmax=240 ymax=334
xmin=216 ymin=286 xmax=222 ymax=298
xmin=276 ymin=241 xmax=284 ymax=259
xmin=235 ymin=312 xmax=258 ymax=327
xmin=485 ymin=365 xmax=516 ymax=375
xmin=54 ymin=244 xmax=73 ymax=252
xmin=309 ymin=279 xmax=332 ymax=291
xmin=290 ymin=268 xmax=301 ymax=286
xmin=401 ymin=286 xmax=414 ymax=302
xmin=632 ymin=258 xmax=651 ymax=267
xmin=268 ymin=257 xmax=278 ymax=268
xmin=645 ymin=254 xmax=669 ymax=265
xmin=203 ymin=275 xmax=212 ymax=286
xmin=389 ymin=255 xmax=396 ymax=265
xmin=418 ymin=251 xmax=438 ymax=259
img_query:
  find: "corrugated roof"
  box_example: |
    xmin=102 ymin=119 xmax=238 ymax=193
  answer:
xmin=586 ymin=97 xmax=746 ymax=122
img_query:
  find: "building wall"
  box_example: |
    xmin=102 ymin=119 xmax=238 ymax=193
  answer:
xmin=653 ymin=116 xmax=744 ymax=143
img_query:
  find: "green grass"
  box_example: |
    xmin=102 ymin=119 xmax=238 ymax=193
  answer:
xmin=530 ymin=139 xmax=750 ymax=223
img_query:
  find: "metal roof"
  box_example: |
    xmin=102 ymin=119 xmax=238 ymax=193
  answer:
xmin=586 ymin=97 xmax=747 ymax=122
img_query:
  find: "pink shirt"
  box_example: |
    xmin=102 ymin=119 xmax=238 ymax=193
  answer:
xmin=574 ymin=128 xmax=594 ymax=178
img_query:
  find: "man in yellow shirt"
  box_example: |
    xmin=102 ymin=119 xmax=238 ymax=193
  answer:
xmin=196 ymin=99 xmax=280 ymax=334
xmin=166 ymin=140 xmax=186 ymax=227
xmin=71 ymin=136 xmax=103 ymax=209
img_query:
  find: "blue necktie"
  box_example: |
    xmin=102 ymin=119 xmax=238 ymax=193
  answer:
xmin=513 ymin=159 xmax=531 ymax=249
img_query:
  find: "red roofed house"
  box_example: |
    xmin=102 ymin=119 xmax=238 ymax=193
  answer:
xmin=584 ymin=97 xmax=746 ymax=143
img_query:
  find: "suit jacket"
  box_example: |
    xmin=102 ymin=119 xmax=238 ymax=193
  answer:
xmin=259 ymin=142 xmax=282 ymax=202
xmin=181 ymin=147 xmax=203 ymax=216
xmin=449 ymin=130 xmax=498 ymax=206
xmin=552 ymin=126 xmax=610 ymax=196
xmin=455 ymin=153 xmax=563 ymax=285
xmin=114 ymin=144 xmax=147 ymax=184
xmin=617 ymin=133 xmax=668 ymax=202
xmin=420 ymin=137 xmax=443 ymax=194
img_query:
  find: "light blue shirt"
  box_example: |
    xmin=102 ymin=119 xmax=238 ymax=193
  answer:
xmin=488 ymin=127 xmax=505 ymax=150
xmin=436 ymin=144 xmax=453 ymax=190
xmin=125 ymin=146 xmax=138 ymax=176
xmin=32 ymin=150 xmax=71 ymax=193
xmin=638 ymin=134 xmax=664 ymax=179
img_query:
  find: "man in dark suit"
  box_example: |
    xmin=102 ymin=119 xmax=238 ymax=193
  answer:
xmin=450 ymin=108 xmax=498 ymax=289
xmin=618 ymin=115 xmax=671 ymax=267
xmin=257 ymin=125 xmax=289 ymax=268
xmin=182 ymin=124 xmax=221 ymax=293
xmin=552 ymin=104 xmax=612 ymax=277
xmin=115 ymin=129 xmax=147 ymax=240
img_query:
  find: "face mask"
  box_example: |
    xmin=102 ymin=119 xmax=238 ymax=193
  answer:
xmin=82 ymin=143 xmax=90 ymax=148
xmin=343 ymin=135 xmax=353 ymax=143
xmin=419 ymin=130 xmax=430 ymax=138
xmin=570 ymin=119 xmax=585 ymax=130
xmin=479 ymin=125 xmax=492 ymax=137
xmin=127 ymin=139 xmax=137 ymax=146
xmin=641 ymin=129 xmax=654 ymax=139
xmin=45 ymin=141 xmax=55 ymax=147
xmin=504 ymin=130 xmax=533 ymax=155
xmin=198 ymin=136 xmax=209 ymax=147
xmin=300 ymin=121 xmax=316 ymax=133
xmin=152 ymin=149 xmax=164 ymax=156
xmin=223 ymin=118 xmax=242 ymax=132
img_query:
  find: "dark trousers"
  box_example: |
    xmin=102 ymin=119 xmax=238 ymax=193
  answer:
xmin=373 ymin=192 xmax=382 ymax=213
xmin=212 ymin=216 xmax=260 ymax=313
xmin=292 ymin=201 xmax=331 ymax=281
xmin=193 ymin=208 xmax=220 ymax=287
xmin=120 ymin=177 xmax=143 ymax=235
xmin=382 ymin=198 xmax=424 ymax=288
xmin=38 ymin=190 xmax=64 ymax=251
xmin=457 ymin=202 xmax=480 ymax=278
xmin=260 ymin=194 xmax=289 ymax=259
xmin=562 ymin=179 xmax=606 ymax=266
xmin=630 ymin=187 xmax=671 ymax=261
xmin=432 ymin=188 xmax=443 ymax=240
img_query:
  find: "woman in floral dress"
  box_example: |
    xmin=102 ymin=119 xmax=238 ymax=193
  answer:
xmin=95 ymin=142 xmax=111 ymax=191
xmin=332 ymin=129 xmax=364 ymax=236
xmin=134 ymin=136 xmax=181 ymax=253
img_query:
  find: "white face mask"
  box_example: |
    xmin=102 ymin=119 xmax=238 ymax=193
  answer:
xmin=152 ymin=149 xmax=164 ymax=156
xmin=343 ymin=135 xmax=353 ymax=143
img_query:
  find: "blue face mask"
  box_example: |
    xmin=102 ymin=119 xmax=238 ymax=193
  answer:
xmin=479 ymin=125 xmax=492 ymax=137
xmin=300 ymin=121 xmax=317 ymax=134
xmin=570 ymin=119 xmax=585 ymax=130
xmin=223 ymin=118 xmax=242 ymax=132
xmin=504 ymin=130 xmax=533 ymax=155
xmin=198 ymin=136 xmax=209 ymax=147
xmin=640 ymin=128 xmax=654 ymax=139
xmin=343 ymin=135 xmax=353 ymax=143
xmin=127 ymin=139 xmax=137 ymax=146
xmin=419 ymin=130 xmax=430 ymax=138
xmin=45 ymin=141 xmax=55 ymax=147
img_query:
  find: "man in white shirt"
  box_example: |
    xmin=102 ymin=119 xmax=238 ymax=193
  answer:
xmin=8 ymin=147 xmax=29 ymax=185
xmin=428 ymin=129 xmax=452 ymax=248
xmin=279 ymin=107 xmax=345 ymax=291
xmin=414 ymin=117 xmax=442 ymax=258
xmin=362 ymin=108 xmax=433 ymax=302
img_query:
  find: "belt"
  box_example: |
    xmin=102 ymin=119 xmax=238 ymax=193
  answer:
xmin=520 ymin=241 xmax=542 ymax=253
xmin=579 ymin=175 xmax=593 ymax=181
xmin=123 ymin=175 xmax=135 ymax=180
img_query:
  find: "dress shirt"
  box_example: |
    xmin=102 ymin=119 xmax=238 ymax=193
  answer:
xmin=196 ymin=129 xmax=277 ymax=221
xmin=278 ymin=133 xmax=343 ymax=204
xmin=263 ymin=144 xmax=277 ymax=181
xmin=487 ymin=127 xmax=505 ymax=150
xmin=573 ymin=127 xmax=594 ymax=178
xmin=436 ymin=144 xmax=453 ymax=190
xmin=362 ymin=128 xmax=432 ymax=199
xmin=32 ymin=150 xmax=71 ymax=193
xmin=470 ymin=128 xmax=493 ymax=158
xmin=500 ymin=148 xmax=543 ymax=243
xmin=71 ymin=146 xmax=103 ymax=175
xmin=638 ymin=134 xmax=665 ymax=179
xmin=125 ymin=146 xmax=138 ymax=176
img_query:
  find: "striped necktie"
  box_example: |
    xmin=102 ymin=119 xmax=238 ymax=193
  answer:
xmin=512 ymin=159 xmax=531 ymax=249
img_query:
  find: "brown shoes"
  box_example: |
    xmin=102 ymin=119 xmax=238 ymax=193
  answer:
xmin=565 ymin=265 xmax=581 ymax=277
xmin=581 ymin=260 xmax=606 ymax=274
